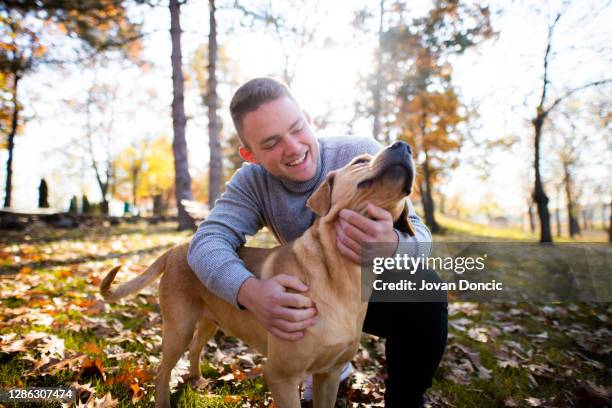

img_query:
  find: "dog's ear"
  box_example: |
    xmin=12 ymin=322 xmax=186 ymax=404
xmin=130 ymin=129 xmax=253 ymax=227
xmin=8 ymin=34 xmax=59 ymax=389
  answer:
xmin=307 ymin=171 xmax=335 ymax=217
xmin=395 ymin=202 xmax=416 ymax=236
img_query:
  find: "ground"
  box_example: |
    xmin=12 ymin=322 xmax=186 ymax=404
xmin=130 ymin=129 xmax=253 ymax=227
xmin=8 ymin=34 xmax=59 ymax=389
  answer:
xmin=0 ymin=218 xmax=610 ymax=407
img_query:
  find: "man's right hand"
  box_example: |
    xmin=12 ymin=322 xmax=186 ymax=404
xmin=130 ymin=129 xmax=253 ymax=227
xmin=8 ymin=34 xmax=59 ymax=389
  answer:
xmin=237 ymin=274 xmax=317 ymax=341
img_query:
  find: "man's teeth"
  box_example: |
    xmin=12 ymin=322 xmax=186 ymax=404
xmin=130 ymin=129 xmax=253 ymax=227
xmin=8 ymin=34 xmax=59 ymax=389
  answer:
xmin=287 ymin=152 xmax=307 ymax=166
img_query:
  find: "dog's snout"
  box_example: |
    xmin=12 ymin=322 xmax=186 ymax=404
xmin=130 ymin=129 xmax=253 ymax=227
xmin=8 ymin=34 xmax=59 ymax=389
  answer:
xmin=389 ymin=141 xmax=412 ymax=154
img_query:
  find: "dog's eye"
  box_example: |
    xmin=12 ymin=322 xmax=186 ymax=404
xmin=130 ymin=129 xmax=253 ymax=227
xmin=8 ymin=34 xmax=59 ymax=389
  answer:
xmin=352 ymin=158 xmax=370 ymax=166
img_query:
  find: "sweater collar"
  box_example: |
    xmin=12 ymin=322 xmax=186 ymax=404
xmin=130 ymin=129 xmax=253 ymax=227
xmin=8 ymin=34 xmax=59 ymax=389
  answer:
xmin=277 ymin=138 xmax=324 ymax=194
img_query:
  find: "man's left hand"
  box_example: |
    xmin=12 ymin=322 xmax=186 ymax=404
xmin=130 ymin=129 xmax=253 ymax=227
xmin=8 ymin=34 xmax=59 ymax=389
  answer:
xmin=335 ymin=203 xmax=398 ymax=264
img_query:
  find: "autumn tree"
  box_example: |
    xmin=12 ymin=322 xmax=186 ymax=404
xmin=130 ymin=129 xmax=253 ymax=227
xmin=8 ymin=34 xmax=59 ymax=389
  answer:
xmin=0 ymin=1 xmax=142 ymax=208
xmin=114 ymin=136 xmax=174 ymax=213
xmin=114 ymin=140 xmax=149 ymax=209
xmin=383 ymin=0 xmax=494 ymax=232
xmin=0 ymin=15 xmax=42 ymax=207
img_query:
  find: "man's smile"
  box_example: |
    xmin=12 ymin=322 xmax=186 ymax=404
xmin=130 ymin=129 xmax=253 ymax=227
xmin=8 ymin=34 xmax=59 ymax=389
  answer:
xmin=286 ymin=150 xmax=309 ymax=167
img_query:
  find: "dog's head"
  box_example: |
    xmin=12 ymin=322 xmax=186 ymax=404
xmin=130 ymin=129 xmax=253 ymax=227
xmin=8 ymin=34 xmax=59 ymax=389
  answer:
xmin=307 ymin=141 xmax=416 ymax=236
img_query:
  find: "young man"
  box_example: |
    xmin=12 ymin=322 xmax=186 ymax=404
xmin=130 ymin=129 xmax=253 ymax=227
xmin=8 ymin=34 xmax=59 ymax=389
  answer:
xmin=187 ymin=78 xmax=447 ymax=407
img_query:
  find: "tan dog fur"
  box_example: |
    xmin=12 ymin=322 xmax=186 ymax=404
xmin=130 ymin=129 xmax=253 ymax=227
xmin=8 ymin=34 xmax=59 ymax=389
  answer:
xmin=100 ymin=143 xmax=415 ymax=408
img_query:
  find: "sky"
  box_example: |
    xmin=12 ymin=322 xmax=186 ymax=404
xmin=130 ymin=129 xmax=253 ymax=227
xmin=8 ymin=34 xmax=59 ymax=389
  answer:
xmin=2 ymin=0 xmax=610 ymax=219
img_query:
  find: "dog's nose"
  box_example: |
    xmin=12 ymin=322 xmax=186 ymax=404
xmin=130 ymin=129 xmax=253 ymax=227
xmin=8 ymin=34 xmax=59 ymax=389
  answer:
xmin=390 ymin=141 xmax=412 ymax=154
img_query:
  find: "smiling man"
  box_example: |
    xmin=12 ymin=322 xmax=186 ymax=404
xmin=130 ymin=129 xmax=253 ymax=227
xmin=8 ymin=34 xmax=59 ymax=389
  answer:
xmin=187 ymin=78 xmax=447 ymax=407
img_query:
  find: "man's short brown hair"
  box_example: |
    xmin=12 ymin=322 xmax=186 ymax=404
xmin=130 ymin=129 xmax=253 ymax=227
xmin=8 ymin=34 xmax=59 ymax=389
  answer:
xmin=230 ymin=78 xmax=296 ymax=146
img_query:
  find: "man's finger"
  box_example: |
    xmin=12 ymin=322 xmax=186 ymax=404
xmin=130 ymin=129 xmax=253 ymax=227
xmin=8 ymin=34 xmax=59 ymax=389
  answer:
xmin=272 ymin=317 xmax=316 ymax=332
xmin=339 ymin=208 xmax=378 ymax=233
xmin=338 ymin=218 xmax=369 ymax=244
xmin=270 ymin=327 xmax=304 ymax=341
xmin=367 ymin=203 xmax=393 ymax=221
xmin=273 ymin=302 xmax=317 ymax=322
xmin=274 ymin=273 xmax=309 ymax=292
xmin=337 ymin=237 xmax=361 ymax=264
xmin=335 ymin=222 xmax=362 ymax=255
xmin=277 ymin=292 xmax=315 ymax=309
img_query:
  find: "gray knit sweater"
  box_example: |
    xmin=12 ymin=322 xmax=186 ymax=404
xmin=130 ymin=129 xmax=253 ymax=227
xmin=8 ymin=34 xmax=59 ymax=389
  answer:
xmin=187 ymin=135 xmax=432 ymax=308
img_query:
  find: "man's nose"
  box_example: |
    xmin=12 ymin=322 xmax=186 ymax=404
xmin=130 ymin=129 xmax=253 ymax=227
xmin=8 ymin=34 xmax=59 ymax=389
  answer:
xmin=284 ymin=134 xmax=301 ymax=155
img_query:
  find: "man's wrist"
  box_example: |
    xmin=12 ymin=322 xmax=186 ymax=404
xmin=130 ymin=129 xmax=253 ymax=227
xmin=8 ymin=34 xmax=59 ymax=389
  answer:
xmin=237 ymin=276 xmax=259 ymax=310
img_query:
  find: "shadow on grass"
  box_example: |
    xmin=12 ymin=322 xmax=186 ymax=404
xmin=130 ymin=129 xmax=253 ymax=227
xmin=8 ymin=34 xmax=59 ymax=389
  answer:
xmin=0 ymin=223 xmax=183 ymax=246
xmin=0 ymin=243 xmax=176 ymax=276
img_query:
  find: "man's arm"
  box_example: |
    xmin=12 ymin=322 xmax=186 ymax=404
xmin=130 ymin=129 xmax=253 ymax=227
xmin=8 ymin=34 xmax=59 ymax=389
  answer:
xmin=187 ymin=167 xmax=316 ymax=340
xmin=187 ymin=167 xmax=264 ymax=307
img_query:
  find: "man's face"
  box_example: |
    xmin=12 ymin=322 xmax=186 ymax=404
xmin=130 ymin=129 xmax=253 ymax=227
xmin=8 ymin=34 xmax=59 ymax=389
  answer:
xmin=239 ymin=96 xmax=319 ymax=183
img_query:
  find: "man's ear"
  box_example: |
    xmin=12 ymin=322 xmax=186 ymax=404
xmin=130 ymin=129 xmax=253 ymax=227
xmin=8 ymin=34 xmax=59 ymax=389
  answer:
xmin=307 ymin=171 xmax=335 ymax=217
xmin=395 ymin=202 xmax=416 ymax=236
xmin=239 ymin=146 xmax=258 ymax=164
xmin=303 ymin=110 xmax=312 ymax=125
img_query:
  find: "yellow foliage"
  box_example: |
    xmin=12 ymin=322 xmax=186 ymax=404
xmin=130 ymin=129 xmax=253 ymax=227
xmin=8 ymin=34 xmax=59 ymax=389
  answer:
xmin=114 ymin=136 xmax=174 ymax=203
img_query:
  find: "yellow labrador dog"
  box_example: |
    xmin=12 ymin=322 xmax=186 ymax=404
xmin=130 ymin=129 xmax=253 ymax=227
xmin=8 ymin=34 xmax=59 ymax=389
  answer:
xmin=100 ymin=141 xmax=415 ymax=408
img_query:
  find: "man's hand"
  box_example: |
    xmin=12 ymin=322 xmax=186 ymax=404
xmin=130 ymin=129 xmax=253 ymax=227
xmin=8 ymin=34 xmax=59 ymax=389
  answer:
xmin=237 ymin=274 xmax=317 ymax=341
xmin=335 ymin=203 xmax=399 ymax=264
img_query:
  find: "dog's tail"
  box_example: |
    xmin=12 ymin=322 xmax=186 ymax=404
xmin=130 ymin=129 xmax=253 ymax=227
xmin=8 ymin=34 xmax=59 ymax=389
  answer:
xmin=100 ymin=249 xmax=170 ymax=302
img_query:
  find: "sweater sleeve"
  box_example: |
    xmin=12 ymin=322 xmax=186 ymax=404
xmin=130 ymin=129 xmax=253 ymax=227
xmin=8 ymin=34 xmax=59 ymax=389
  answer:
xmin=395 ymin=199 xmax=433 ymax=257
xmin=187 ymin=166 xmax=265 ymax=308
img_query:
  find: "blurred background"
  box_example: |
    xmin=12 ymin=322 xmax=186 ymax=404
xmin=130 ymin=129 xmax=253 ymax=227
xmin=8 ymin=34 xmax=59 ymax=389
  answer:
xmin=1 ymin=0 xmax=610 ymax=242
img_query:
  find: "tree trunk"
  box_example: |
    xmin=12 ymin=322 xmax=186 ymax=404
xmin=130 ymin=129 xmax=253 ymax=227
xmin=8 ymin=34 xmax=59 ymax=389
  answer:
xmin=608 ymin=199 xmax=612 ymax=242
xmin=527 ymin=200 xmax=536 ymax=233
xmin=169 ymin=0 xmax=195 ymax=230
xmin=563 ymin=161 xmax=580 ymax=237
xmin=207 ymin=0 xmax=223 ymax=209
xmin=3 ymin=73 xmax=19 ymax=208
xmin=421 ymin=151 xmax=440 ymax=233
xmin=132 ymin=166 xmax=139 ymax=208
xmin=532 ymin=114 xmax=552 ymax=242
xmin=555 ymin=207 xmax=561 ymax=237
xmin=371 ymin=0 xmax=385 ymax=143
xmin=153 ymin=194 xmax=163 ymax=216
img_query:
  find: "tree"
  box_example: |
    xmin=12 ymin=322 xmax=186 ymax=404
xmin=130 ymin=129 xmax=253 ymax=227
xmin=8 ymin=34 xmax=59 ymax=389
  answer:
xmin=399 ymin=89 xmax=463 ymax=232
xmin=529 ymin=8 xmax=611 ymax=242
xmin=38 ymin=179 xmax=49 ymax=208
xmin=206 ymin=0 xmax=222 ymax=209
xmin=383 ymin=0 xmax=494 ymax=232
xmin=190 ymin=43 xmax=241 ymax=190
xmin=0 ymin=1 xmax=143 ymax=208
xmin=0 ymin=15 xmax=41 ymax=207
xmin=83 ymin=79 xmax=118 ymax=215
xmin=114 ymin=140 xmax=148 ymax=209
xmin=114 ymin=136 xmax=174 ymax=213
xmin=169 ymin=0 xmax=195 ymax=230
xmin=233 ymin=0 xmax=323 ymax=86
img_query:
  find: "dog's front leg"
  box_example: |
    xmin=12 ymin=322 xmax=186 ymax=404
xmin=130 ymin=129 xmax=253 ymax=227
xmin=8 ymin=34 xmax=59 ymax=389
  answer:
xmin=312 ymin=365 xmax=344 ymax=408
xmin=264 ymin=365 xmax=302 ymax=408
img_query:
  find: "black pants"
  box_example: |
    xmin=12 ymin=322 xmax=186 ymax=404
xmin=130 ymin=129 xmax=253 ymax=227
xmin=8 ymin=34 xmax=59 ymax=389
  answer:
xmin=362 ymin=300 xmax=448 ymax=408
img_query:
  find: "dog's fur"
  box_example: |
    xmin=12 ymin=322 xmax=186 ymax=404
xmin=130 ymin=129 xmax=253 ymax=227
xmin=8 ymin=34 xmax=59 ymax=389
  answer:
xmin=100 ymin=142 xmax=415 ymax=408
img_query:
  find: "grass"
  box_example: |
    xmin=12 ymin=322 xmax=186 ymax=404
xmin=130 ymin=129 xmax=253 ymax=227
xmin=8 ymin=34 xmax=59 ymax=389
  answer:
xmin=0 ymin=219 xmax=609 ymax=407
